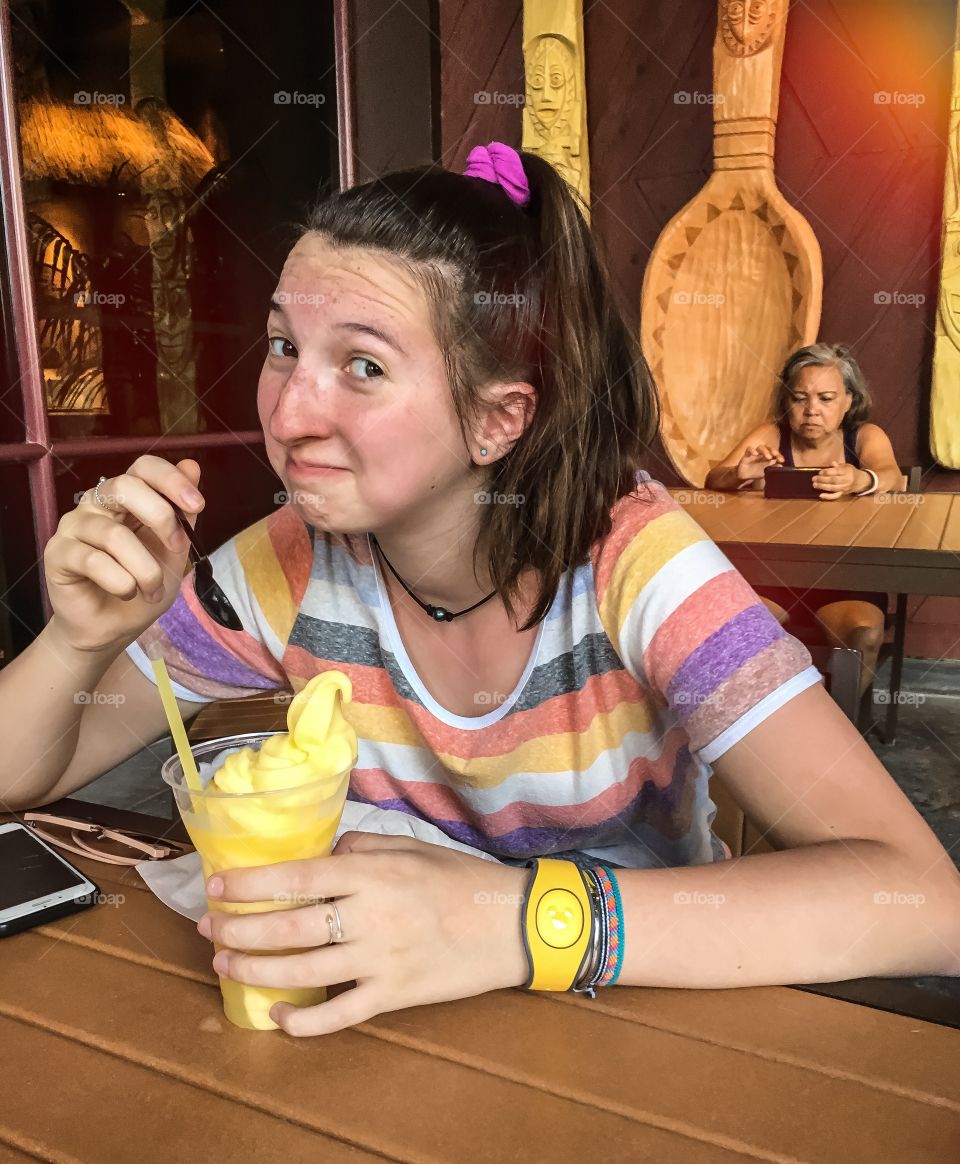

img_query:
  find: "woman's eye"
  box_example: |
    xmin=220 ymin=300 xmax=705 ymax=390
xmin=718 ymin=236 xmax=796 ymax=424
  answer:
xmin=267 ymin=336 xmax=297 ymax=359
xmin=347 ymin=356 xmax=384 ymax=381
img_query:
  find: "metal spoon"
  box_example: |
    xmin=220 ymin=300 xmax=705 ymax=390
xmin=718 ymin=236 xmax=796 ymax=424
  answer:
xmin=171 ymin=507 xmax=243 ymax=631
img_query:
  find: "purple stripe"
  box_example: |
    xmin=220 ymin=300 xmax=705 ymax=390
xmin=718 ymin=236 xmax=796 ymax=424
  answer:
xmin=347 ymin=746 xmax=694 ymax=860
xmin=666 ymin=605 xmax=784 ymax=722
xmin=158 ymin=592 xmax=277 ymax=691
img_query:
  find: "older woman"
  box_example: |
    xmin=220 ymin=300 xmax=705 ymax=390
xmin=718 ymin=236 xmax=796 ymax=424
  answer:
xmin=705 ymin=343 xmax=903 ymax=691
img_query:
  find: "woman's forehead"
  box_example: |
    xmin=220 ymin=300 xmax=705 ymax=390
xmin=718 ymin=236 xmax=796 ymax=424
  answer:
xmin=276 ymin=235 xmax=429 ymax=324
xmin=794 ymin=365 xmax=843 ymax=391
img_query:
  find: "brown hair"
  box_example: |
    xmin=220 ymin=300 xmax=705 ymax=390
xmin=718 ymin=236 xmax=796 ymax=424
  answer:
xmin=301 ymin=151 xmax=659 ymax=631
xmin=775 ymin=343 xmax=873 ymax=429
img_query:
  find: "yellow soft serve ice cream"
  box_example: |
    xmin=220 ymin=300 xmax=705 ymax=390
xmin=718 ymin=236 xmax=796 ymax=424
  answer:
xmin=201 ymin=671 xmax=358 ymax=845
xmin=177 ymin=670 xmax=358 ymax=1030
xmin=214 ymin=672 xmax=358 ymax=795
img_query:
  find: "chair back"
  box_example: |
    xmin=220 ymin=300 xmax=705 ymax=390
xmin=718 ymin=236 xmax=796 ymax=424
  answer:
xmin=899 ymin=464 xmax=922 ymax=494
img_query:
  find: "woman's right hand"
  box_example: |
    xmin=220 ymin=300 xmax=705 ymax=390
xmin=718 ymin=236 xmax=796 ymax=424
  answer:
xmin=44 ymin=456 xmax=205 ymax=654
xmin=736 ymin=444 xmax=784 ymax=483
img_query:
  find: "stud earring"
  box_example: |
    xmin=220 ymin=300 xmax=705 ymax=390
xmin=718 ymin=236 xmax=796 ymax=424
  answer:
xmin=480 ymin=448 xmax=488 ymax=456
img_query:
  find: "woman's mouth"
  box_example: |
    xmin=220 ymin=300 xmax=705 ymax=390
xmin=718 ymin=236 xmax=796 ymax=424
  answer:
xmin=287 ymin=456 xmax=350 ymax=480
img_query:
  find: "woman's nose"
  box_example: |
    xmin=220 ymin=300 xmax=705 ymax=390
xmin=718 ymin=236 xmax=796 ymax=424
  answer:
xmin=269 ymin=369 xmax=336 ymax=441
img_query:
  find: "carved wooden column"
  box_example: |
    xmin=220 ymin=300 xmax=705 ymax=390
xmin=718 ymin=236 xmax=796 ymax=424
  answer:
xmin=521 ymin=0 xmax=589 ymax=218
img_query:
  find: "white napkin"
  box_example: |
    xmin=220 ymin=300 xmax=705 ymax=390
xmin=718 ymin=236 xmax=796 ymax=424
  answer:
xmin=137 ymin=799 xmax=501 ymax=922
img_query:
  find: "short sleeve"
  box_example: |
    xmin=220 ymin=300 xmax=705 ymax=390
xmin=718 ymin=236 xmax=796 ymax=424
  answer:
xmin=126 ymin=505 xmax=314 ymax=703
xmin=592 ymin=480 xmax=821 ymax=762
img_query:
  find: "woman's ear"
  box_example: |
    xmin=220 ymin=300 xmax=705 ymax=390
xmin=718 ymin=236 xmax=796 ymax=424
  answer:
xmin=478 ymin=381 xmax=537 ymax=457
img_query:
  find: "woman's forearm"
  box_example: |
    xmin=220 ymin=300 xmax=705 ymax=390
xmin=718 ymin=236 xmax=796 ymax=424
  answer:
xmin=0 ymin=622 xmax=123 ymax=809
xmin=704 ymin=465 xmax=742 ymax=491
xmin=866 ymin=465 xmax=908 ymax=494
xmin=615 ymin=840 xmax=960 ymax=988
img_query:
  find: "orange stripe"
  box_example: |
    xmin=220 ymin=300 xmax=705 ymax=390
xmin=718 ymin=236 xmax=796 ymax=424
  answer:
xmin=643 ymin=571 xmax=755 ymax=696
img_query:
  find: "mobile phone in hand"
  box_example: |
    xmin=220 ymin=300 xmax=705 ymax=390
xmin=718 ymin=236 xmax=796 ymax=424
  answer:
xmin=0 ymin=821 xmax=99 ymax=937
xmin=764 ymin=465 xmax=821 ymax=500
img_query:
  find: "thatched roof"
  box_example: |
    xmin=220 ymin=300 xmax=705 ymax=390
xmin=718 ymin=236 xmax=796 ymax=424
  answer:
xmin=19 ymin=96 xmax=215 ymax=193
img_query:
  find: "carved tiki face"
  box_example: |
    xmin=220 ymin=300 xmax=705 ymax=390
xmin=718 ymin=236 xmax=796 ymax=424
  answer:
xmin=720 ymin=0 xmax=779 ymax=57
xmin=526 ymin=35 xmax=575 ymax=131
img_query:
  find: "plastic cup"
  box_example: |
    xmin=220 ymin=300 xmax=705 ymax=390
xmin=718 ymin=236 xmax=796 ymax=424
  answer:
xmin=161 ymin=731 xmax=352 ymax=1030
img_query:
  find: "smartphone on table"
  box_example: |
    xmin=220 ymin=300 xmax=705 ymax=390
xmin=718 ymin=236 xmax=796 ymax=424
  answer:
xmin=0 ymin=821 xmax=100 ymax=938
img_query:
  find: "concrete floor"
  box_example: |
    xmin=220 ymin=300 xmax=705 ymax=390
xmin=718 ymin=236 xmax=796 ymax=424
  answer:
xmin=866 ymin=699 xmax=960 ymax=873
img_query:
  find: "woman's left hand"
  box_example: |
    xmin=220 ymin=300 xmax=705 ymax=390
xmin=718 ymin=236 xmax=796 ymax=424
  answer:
xmin=812 ymin=461 xmax=867 ymax=500
xmin=197 ymin=832 xmax=529 ymax=1037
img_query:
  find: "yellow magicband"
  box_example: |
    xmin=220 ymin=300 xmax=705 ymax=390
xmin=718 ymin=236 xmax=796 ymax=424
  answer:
xmin=521 ymin=858 xmax=596 ymax=991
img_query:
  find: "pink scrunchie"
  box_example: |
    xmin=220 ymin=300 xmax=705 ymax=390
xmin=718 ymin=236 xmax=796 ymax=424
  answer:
xmin=462 ymin=142 xmax=530 ymax=207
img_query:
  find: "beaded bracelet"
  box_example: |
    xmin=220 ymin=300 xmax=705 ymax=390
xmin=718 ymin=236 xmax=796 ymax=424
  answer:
xmin=571 ymin=863 xmax=626 ymax=996
xmin=593 ymin=864 xmax=625 ymax=987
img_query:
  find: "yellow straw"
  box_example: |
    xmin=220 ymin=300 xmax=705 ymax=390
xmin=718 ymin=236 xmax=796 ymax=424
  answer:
xmin=150 ymin=657 xmax=203 ymax=794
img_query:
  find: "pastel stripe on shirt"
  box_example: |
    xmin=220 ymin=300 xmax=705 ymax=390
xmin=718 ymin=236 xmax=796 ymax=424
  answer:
xmin=595 ymin=489 xmax=815 ymax=756
xmin=129 ymin=478 xmax=819 ymax=867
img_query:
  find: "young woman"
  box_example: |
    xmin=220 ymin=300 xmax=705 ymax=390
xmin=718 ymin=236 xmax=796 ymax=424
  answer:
xmin=3 ymin=145 xmax=957 ymax=1036
xmin=705 ymin=345 xmax=903 ymax=690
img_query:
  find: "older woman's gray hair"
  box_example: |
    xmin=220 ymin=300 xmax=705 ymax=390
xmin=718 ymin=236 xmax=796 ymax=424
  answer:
xmin=775 ymin=343 xmax=873 ymax=428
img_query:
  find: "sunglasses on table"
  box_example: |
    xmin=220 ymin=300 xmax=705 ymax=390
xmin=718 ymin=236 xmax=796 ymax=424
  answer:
xmin=24 ymin=813 xmax=193 ymax=867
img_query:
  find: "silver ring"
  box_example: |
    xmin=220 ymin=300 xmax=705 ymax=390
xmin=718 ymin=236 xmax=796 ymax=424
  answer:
xmin=327 ymin=902 xmax=344 ymax=945
xmin=92 ymin=476 xmax=112 ymax=511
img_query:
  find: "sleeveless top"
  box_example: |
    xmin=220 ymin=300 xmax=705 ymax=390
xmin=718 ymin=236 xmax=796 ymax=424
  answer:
xmin=778 ymin=419 xmax=860 ymax=468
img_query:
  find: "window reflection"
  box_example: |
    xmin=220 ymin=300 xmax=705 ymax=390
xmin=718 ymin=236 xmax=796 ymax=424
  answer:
xmin=10 ymin=0 xmax=336 ymax=440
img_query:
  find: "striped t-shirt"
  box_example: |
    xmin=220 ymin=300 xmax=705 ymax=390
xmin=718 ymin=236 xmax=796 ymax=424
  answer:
xmin=130 ymin=476 xmax=819 ymax=869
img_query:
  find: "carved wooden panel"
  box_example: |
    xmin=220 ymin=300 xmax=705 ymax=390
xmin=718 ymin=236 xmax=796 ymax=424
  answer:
xmin=521 ymin=1 xmax=590 ymax=214
xmin=640 ymin=0 xmax=823 ymax=487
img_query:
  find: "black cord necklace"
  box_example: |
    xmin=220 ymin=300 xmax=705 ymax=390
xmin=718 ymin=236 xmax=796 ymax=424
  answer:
xmin=371 ymin=534 xmax=497 ymax=623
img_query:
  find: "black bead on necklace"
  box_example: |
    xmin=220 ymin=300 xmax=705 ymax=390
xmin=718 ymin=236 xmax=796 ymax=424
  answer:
xmin=371 ymin=535 xmax=497 ymax=623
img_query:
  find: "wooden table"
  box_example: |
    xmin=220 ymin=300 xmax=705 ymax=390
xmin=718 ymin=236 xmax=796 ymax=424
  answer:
xmin=2 ymin=848 xmax=959 ymax=1162
xmin=670 ymin=490 xmax=960 ymax=595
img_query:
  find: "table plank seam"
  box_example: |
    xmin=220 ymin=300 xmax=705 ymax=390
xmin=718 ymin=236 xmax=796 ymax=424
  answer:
xmin=535 ymin=994 xmax=960 ymax=1111
xmin=0 ymin=1129 xmax=76 ymax=1163
xmin=0 ymin=1003 xmax=411 ymax=1164
xmin=349 ymin=1024 xmax=815 ymax=1162
xmin=31 ymin=925 xmax=219 ymax=988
